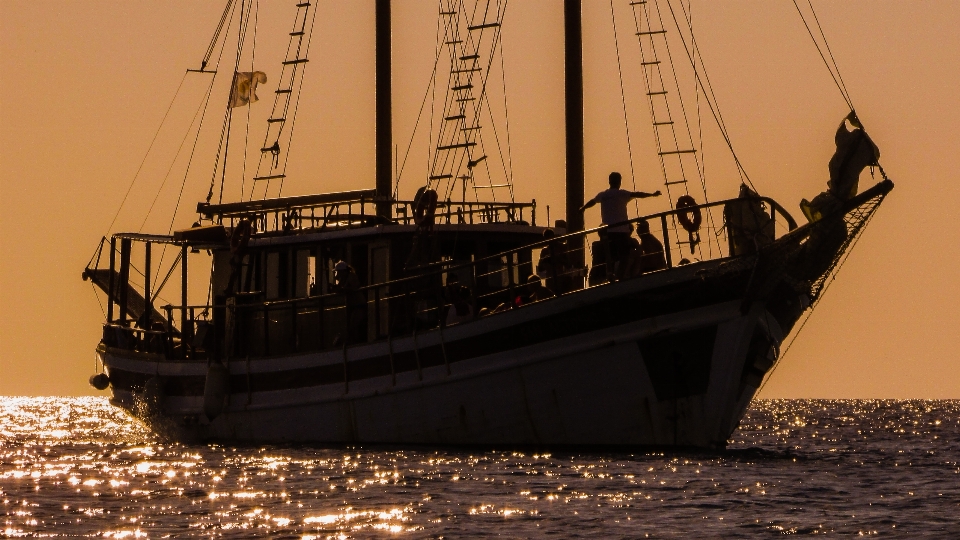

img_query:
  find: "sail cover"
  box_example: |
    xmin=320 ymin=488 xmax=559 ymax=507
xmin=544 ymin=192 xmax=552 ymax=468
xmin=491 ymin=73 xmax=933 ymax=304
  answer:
xmin=827 ymin=112 xmax=880 ymax=200
xmin=229 ymin=71 xmax=268 ymax=108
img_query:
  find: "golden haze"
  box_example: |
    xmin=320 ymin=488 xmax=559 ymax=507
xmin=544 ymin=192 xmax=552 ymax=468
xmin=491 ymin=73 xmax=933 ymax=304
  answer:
xmin=0 ymin=1 xmax=958 ymax=397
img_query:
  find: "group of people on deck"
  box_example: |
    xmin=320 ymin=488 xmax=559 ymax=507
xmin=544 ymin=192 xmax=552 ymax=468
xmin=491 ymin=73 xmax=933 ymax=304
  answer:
xmin=579 ymin=171 xmax=666 ymax=281
xmin=331 ymin=170 xmax=666 ymax=340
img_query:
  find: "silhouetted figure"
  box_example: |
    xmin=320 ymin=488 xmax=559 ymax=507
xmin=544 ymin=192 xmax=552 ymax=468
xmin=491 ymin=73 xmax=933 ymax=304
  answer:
xmin=536 ymin=229 xmax=574 ymax=294
xmin=517 ymin=274 xmax=555 ymax=306
xmin=333 ymin=261 xmax=366 ymax=344
xmin=444 ymin=280 xmax=474 ymax=326
xmin=626 ymin=219 xmax=667 ymax=277
xmin=579 ymin=172 xmax=661 ymax=280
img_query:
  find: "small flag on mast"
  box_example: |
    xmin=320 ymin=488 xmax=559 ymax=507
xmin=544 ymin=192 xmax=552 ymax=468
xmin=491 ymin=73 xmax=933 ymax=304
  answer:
xmin=229 ymin=71 xmax=268 ymax=108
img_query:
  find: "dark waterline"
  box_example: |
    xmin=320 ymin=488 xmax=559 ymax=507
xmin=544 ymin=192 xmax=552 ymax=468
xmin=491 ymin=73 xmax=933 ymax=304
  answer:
xmin=1 ymin=398 xmax=958 ymax=537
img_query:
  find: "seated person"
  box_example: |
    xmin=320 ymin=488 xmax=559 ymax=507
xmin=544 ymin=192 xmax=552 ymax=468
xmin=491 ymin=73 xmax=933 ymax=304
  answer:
xmin=537 ymin=229 xmax=574 ymax=293
xmin=626 ymin=219 xmax=667 ymax=276
xmin=516 ymin=274 xmax=555 ymax=307
xmin=333 ymin=261 xmax=366 ymax=344
xmin=445 ymin=278 xmax=474 ymax=326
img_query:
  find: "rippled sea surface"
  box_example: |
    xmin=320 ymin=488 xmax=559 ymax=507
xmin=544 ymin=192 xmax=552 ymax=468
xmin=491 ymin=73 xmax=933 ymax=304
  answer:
xmin=1 ymin=398 xmax=958 ymax=538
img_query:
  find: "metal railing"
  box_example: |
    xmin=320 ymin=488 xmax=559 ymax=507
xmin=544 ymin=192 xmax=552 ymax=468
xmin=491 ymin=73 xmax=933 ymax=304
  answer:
xmin=107 ymin=194 xmax=797 ymax=359
xmin=202 ymin=193 xmax=537 ymax=235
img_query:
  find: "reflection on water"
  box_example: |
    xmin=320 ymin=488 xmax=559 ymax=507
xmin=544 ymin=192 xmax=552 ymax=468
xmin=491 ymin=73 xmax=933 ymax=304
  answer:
xmin=1 ymin=397 xmax=958 ymax=537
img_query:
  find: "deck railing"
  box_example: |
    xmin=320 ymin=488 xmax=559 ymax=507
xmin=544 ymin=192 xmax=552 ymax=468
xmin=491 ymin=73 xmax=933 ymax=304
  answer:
xmin=105 ymin=194 xmax=797 ymax=360
xmin=198 ymin=191 xmax=537 ymax=234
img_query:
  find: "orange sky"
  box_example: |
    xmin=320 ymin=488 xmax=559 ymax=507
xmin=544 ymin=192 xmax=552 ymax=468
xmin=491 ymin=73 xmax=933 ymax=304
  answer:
xmin=1 ymin=1 xmax=958 ymax=397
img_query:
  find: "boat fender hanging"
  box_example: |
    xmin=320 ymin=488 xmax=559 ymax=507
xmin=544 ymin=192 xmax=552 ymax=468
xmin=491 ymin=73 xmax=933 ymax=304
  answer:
xmin=89 ymin=373 xmax=110 ymax=390
xmin=203 ymin=362 xmax=231 ymax=421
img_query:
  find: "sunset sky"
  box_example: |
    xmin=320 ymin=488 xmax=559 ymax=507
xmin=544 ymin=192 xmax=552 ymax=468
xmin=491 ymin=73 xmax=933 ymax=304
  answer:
xmin=1 ymin=1 xmax=958 ymax=397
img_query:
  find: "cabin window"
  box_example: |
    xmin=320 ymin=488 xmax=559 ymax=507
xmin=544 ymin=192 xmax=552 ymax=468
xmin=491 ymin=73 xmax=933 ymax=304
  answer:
xmin=295 ymin=249 xmax=315 ymax=297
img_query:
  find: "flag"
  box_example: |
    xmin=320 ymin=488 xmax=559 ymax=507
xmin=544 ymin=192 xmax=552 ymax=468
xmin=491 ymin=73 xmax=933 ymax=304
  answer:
xmin=229 ymin=71 xmax=268 ymax=108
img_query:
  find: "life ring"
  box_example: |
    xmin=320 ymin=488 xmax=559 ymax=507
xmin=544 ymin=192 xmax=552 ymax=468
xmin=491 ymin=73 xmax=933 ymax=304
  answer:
xmin=675 ymin=195 xmax=702 ymax=233
xmin=413 ymin=189 xmax=438 ymax=229
xmin=282 ymin=210 xmax=300 ymax=232
xmin=230 ymin=219 xmax=253 ymax=254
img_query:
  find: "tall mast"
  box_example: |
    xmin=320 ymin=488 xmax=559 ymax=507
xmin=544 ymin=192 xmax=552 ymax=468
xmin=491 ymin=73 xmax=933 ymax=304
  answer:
xmin=375 ymin=0 xmax=392 ymax=218
xmin=564 ymin=0 xmax=584 ymax=235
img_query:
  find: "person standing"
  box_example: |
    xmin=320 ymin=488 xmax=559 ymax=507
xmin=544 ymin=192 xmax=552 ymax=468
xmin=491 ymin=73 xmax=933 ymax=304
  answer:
xmin=579 ymin=172 xmax=661 ymax=279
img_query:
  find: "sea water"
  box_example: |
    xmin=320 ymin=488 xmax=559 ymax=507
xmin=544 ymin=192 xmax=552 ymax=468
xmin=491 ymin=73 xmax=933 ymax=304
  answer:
xmin=1 ymin=398 xmax=957 ymax=538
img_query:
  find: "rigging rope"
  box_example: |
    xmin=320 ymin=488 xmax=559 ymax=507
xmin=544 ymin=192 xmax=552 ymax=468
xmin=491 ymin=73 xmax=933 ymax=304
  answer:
xmin=103 ymin=71 xmax=189 ymax=237
xmin=608 ymin=0 xmax=640 ymax=215
xmin=791 ymin=0 xmax=856 ymax=112
xmin=138 ymin=83 xmax=220 ymax=233
xmin=757 ymin=205 xmax=882 ymax=396
xmin=217 ymin=0 xmax=256 ymax=205
xmin=394 ymin=30 xmax=445 ymax=199
xmin=497 ymin=10 xmax=515 ymax=203
xmin=661 ymin=0 xmax=757 ymax=193
xmin=240 ymin=0 xmax=260 ymax=200
xmin=202 ymin=0 xmax=238 ymax=70
xmin=205 ymin=0 xmax=241 ymax=205
xmin=274 ymin=1 xmax=320 ymax=198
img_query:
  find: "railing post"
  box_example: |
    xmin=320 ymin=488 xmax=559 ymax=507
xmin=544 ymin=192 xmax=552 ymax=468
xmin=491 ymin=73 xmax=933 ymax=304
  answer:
xmin=660 ymin=214 xmax=673 ymax=268
xmin=181 ymin=244 xmax=188 ymax=351
xmin=144 ymin=242 xmax=152 ymax=327
xmin=107 ymin=237 xmax=116 ymax=323
xmin=507 ymin=255 xmax=516 ymax=305
xmin=188 ymin=307 xmax=195 ymax=359
xmin=164 ymin=305 xmax=173 ymax=356
xmin=374 ymin=287 xmax=382 ymax=339
xmin=263 ymin=304 xmax=270 ymax=357
xmin=118 ymin=238 xmax=131 ymax=325
xmin=291 ymin=300 xmax=298 ymax=352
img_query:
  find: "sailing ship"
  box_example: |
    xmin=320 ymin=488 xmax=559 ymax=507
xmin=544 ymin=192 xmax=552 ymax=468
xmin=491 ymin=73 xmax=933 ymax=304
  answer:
xmin=82 ymin=0 xmax=892 ymax=448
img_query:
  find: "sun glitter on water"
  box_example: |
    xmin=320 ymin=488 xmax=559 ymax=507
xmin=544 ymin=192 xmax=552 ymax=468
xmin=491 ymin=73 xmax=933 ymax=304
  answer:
xmin=1 ymin=397 xmax=958 ymax=537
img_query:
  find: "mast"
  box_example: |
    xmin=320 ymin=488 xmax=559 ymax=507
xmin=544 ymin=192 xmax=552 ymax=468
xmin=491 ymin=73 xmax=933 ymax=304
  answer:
xmin=564 ymin=0 xmax=584 ymax=236
xmin=375 ymin=0 xmax=393 ymax=218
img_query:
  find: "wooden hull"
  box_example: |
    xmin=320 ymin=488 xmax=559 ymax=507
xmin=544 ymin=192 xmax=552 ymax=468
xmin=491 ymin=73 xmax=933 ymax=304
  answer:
xmin=102 ymin=260 xmax=795 ymax=449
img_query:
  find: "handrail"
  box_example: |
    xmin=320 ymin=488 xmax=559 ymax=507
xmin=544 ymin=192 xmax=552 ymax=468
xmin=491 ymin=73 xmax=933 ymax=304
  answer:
xmin=405 ymin=194 xmax=796 ymax=276
xmin=191 ymin=193 xmax=794 ymax=311
xmin=103 ymin=183 xmax=900 ymax=361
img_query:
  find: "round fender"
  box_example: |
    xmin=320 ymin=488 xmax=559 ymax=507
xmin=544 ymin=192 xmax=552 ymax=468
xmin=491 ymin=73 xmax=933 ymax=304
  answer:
xmin=676 ymin=195 xmax=702 ymax=233
xmin=89 ymin=373 xmax=110 ymax=390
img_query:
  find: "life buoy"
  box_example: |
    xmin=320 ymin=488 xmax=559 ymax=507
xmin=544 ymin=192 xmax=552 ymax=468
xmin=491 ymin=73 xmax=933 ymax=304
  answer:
xmin=282 ymin=210 xmax=300 ymax=232
xmin=230 ymin=219 xmax=253 ymax=254
xmin=413 ymin=189 xmax=438 ymax=230
xmin=675 ymin=195 xmax=702 ymax=233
